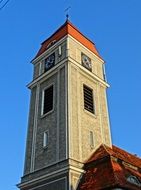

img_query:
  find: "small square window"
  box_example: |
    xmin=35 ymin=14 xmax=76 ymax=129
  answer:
xmin=43 ymin=131 xmax=49 ymax=148
xmin=42 ymin=85 xmax=53 ymax=115
xmin=83 ymin=85 xmax=95 ymax=114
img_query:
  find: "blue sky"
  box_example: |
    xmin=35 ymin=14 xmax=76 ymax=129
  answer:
xmin=0 ymin=1 xmax=141 ymax=190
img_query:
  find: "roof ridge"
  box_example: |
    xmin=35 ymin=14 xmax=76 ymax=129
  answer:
xmin=113 ymin=145 xmax=141 ymax=159
xmin=112 ymin=145 xmax=141 ymax=169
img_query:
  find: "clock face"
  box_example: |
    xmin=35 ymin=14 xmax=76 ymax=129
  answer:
xmin=45 ymin=53 xmax=55 ymax=71
xmin=81 ymin=53 xmax=92 ymax=71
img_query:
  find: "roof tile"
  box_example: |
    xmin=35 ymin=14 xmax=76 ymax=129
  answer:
xmin=33 ymin=20 xmax=101 ymax=60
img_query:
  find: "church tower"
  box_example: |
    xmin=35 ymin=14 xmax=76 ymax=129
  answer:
xmin=18 ymin=20 xmax=112 ymax=190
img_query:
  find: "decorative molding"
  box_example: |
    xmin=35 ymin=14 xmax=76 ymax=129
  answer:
xmin=56 ymin=69 xmax=60 ymax=161
xmin=68 ymin=57 xmax=109 ymax=88
xmin=97 ymin=83 xmax=104 ymax=144
xmin=68 ymin=61 xmax=72 ymax=159
xmin=77 ymin=70 xmax=82 ymax=161
xmin=66 ymin=35 xmax=69 ymax=159
xmin=27 ymin=59 xmax=67 ymax=89
xmin=19 ymin=175 xmax=67 ymax=189
xmin=65 ymin=63 xmax=69 ymax=159
xmin=104 ymin=89 xmax=112 ymax=146
xmin=18 ymin=164 xmax=84 ymax=189
xmin=30 ymin=84 xmax=40 ymax=172
xmin=30 ymin=177 xmax=67 ymax=190
xmin=69 ymin=166 xmax=84 ymax=174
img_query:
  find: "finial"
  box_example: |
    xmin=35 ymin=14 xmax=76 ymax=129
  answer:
xmin=65 ymin=6 xmax=71 ymax=21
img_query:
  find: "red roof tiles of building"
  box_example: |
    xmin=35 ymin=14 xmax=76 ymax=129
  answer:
xmin=34 ymin=20 xmax=101 ymax=60
xmin=77 ymin=144 xmax=141 ymax=190
xmin=86 ymin=144 xmax=141 ymax=169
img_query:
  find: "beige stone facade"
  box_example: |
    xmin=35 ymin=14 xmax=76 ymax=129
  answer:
xmin=67 ymin=35 xmax=111 ymax=162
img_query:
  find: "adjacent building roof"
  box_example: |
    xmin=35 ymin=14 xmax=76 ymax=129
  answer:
xmin=77 ymin=144 xmax=141 ymax=190
xmin=34 ymin=20 xmax=101 ymax=60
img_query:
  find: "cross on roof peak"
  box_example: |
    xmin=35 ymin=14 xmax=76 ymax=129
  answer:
xmin=65 ymin=6 xmax=71 ymax=21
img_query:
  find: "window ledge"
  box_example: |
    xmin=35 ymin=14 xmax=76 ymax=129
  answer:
xmin=83 ymin=109 xmax=97 ymax=119
xmin=41 ymin=109 xmax=54 ymax=119
xmin=43 ymin=146 xmax=48 ymax=150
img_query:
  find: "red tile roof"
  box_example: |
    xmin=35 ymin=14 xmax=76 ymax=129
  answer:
xmin=86 ymin=144 xmax=141 ymax=169
xmin=33 ymin=20 xmax=101 ymax=60
xmin=77 ymin=144 xmax=141 ymax=190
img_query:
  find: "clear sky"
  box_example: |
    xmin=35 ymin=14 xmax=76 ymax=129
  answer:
xmin=0 ymin=1 xmax=141 ymax=190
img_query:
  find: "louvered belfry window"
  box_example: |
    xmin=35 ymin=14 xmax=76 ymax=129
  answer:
xmin=83 ymin=85 xmax=94 ymax=114
xmin=43 ymin=85 xmax=53 ymax=115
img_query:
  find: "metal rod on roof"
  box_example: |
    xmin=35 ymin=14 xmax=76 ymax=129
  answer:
xmin=65 ymin=6 xmax=71 ymax=21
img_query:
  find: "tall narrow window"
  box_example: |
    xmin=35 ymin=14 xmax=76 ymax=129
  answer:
xmin=83 ymin=85 xmax=95 ymax=114
xmin=58 ymin=45 xmax=62 ymax=56
xmin=89 ymin=131 xmax=94 ymax=148
xmin=43 ymin=131 xmax=49 ymax=148
xmin=43 ymin=85 xmax=53 ymax=115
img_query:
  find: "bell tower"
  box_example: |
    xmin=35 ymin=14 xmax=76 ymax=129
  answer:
xmin=18 ymin=20 xmax=112 ymax=190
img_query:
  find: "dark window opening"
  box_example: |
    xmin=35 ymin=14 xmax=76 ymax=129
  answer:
xmin=83 ymin=85 xmax=94 ymax=114
xmin=43 ymin=85 xmax=53 ymax=115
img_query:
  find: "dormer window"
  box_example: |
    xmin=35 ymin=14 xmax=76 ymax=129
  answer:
xmin=127 ymin=175 xmax=141 ymax=187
